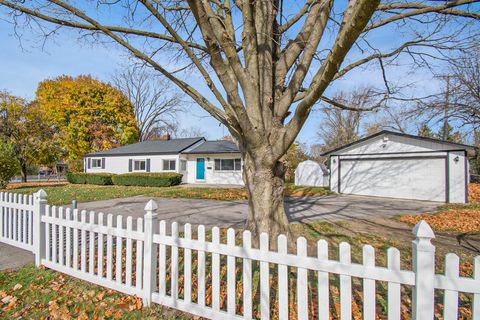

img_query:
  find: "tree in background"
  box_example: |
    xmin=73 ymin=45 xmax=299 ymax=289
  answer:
xmin=317 ymin=89 xmax=377 ymax=153
xmin=112 ymin=67 xmax=183 ymax=141
xmin=411 ymin=47 xmax=480 ymax=139
xmin=418 ymin=123 xmax=435 ymax=138
xmin=1 ymin=0 xmax=478 ymax=239
xmin=435 ymin=121 xmax=464 ymax=143
xmin=0 ymin=91 xmax=58 ymax=182
xmin=282 ymin=143 xmax=309 ymax=182
xmin=35 ymin=75 xmax=138 ymax=161
xmin=0 ymin=141 xmax=18 ymax=188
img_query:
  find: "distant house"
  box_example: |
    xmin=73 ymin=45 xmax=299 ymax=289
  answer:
xmin=322 ymin=130 xmax=476 ymax=203
xmin=84 ymin=136 xmax=244 ymax=185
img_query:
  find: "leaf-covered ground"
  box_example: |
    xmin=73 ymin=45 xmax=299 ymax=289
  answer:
xmin=399 ymin=184 xmax=480 ymax=233
xmin=3 ymin=182 xmax=331 ymax=205
xmin=0 ymin=265 xmax=190 ymax=320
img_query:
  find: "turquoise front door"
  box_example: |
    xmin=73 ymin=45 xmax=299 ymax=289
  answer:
xmin=196 ymin=158 xmax=205 ymax=180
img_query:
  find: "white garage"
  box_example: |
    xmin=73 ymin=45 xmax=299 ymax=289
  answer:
xmin=295 ymin=160 xmax=329 ymax=187
xmin=323 ymin=130 xmax=475 ymax=203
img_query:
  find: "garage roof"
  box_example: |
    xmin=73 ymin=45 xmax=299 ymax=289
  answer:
xmin=85 ymin=137 xmax=205 ymax=156
xmin=321 ymin=130 xmax=476 ymax=156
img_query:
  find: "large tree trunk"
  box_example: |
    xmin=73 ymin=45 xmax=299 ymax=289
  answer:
xmin=243 ymin=151 xmax=292 ymax=245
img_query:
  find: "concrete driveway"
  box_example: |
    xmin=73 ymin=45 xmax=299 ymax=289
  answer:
xmin=77 ymin=194 xmax=440 ymax=228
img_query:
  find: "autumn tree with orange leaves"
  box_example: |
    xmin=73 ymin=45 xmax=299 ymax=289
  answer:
xmin=34 ymin=75 xmax=139 ymax=164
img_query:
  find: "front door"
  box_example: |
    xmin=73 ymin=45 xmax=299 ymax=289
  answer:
xmin=196 ymin=158 xmax=205 ymax=180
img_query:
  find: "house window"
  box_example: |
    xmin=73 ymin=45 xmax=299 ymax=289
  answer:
xmin=91 ymin=159 xmax=102 ymax=168
xmin=134 ymin=160 xmax=146 ymax=171
xmin=163 ymin=159 xmax=176 ymax=171
xmin=215 ymin=159 xmax=242 ymax=171
xmin=180 ymin=160 xmax=187 ymax=171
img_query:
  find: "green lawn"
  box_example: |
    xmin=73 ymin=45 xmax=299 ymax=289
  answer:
xmin=3 ymin=183 xmax=331 ymax=206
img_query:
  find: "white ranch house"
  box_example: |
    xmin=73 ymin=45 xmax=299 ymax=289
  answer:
xmin=84 ymin=137 xmax=244 ymax=185
xmin=322 ymin=130 xmax=475 ymax=204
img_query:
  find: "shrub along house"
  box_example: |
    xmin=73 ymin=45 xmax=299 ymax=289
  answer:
xmin=84 ymin=136 xmax=244 ymax=185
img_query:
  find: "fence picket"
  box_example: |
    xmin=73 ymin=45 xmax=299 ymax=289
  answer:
xmin=171 ymin=222 xmax=179 ymax=300
xmin=387 ymin=247 xmax=401 ymax=320
xmin=158 ymin=220 xmax=166 ymax=297
xmin=339 ymin=242 xmax=352 ymax=320
xmin=260 ymin=233 xmax=270 ymax=320
xmin=58 ymin=207 xmax=65 ymax=266
xmin=135 ymin=218 xmax=144 ymax=291
xmin=28 ymin=195 xmax=34 ymax=246
xmin=22 ymin=195 xmax=28 ymax=244
xmin=126 ymin=216 xmax=133 ymax=286
xmin=363 ymin=245 xmax=376 ymax=320
xmin=52 ymin=206 xmax=58 ymax=263
xmin=184 ymin=223 xmax=192 ymax=305
xmin=80 ymin=210 xmax=87 ymax=272
xmin=227 ymin=228 xmax=236 ymax=316
xmin=297 ymin=237 xmax=308 ymax=320
xmin=242 ymin=230 xmax=252 ymax=320
xmin=0 ymin=193 xmax=4 ymax=238
xmin=317 ymin=240 xmax=329 ymax=320
xmin=444 ymin=253 xmax=460 ymax=320
xmin=89 ymin=212 xmax=95 ymax=275
xmin=197 ymin=225 xmax=206 ymax=307
xmin=474 ymin=256 xmax=480 ymax=319
xmin=45 ymin=205 xmax=51 ymax=262
xmin=277 ymin=234 xmax=288 ymax=320
xmin=116 ymin=215 xmax=123 ymax=283
xmin=212 ymin=226 xmax=220 ymax=311
xmin=97 ymin=213 xmax=105 ymax=277
xmin=65 ymin=208 xmax=72 ymax=269
xmin=106 ymin=214 xmax=113 ymax=280
xmin=12 ymin=193 xmax=17 ymax=242
xmin=73 ymin=209 xmax=79 ymax=270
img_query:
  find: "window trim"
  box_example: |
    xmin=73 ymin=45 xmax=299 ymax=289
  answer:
xmin=133 ymin=159 xmax=147 ymax=172
xmin=162 ymin=159 xmax=177 ymax=171
xmin=214 ymin=158 xmax=242 ymax=172
xmin=91 ymin=158 xmax=103 ymax=169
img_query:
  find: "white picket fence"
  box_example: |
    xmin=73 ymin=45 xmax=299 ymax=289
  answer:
xmin=1 ymin=190 xmax=480 ymax=319
xmin=0 ymin=192 xmax=35 ymax=252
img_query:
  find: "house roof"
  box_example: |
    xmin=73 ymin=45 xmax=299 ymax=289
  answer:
xmin=321 ymin=130 xmax=476 ymax=156
xmin=183 ymin=140 xmax=240 ymax=154
xmin=85 ymin=137 xmax=205 ymax=156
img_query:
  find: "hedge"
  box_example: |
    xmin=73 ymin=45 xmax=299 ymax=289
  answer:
xmin=66 ymin=173 xmax=114 ymax=185
xmin=112 ymin=173 xmax=183 ymax=187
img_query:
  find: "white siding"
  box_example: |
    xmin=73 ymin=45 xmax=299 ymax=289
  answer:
xmin=86 ymin=154 xmax=181 ymax=174
xmin=448 ymin=151 xmax=467 ymax=203
xmin=330 ymin=156 xmax=340 ymax=193
xmin=339 ymin=134 xmax=458 ymax=155
xmin=184 ymin=154 xmax=244 ymax=185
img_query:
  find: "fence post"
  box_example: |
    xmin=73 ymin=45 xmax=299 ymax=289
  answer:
xmin=33 ymin=189 xmax=47 ymax=267
xmin=142 ymin=199 xmax=158 ymax=307
xmin=412 ymin=220 xmax=435 ymax=320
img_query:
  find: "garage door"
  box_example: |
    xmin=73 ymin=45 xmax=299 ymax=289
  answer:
xmin=339 ymin=157 xmax=446 ymax=202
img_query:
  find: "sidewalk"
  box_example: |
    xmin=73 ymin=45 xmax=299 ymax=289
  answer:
xmin=0 ymin=243 xmax=34 ymax=271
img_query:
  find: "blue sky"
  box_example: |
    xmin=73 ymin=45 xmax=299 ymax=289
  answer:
xmin=1 ymin=3 xmax=470 ymax=147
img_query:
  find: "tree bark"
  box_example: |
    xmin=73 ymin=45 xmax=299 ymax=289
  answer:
xmin=243 ymin=151 xmax=292 ymax=246
xmin=20 ymin=160 xmax=27 ymax=183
